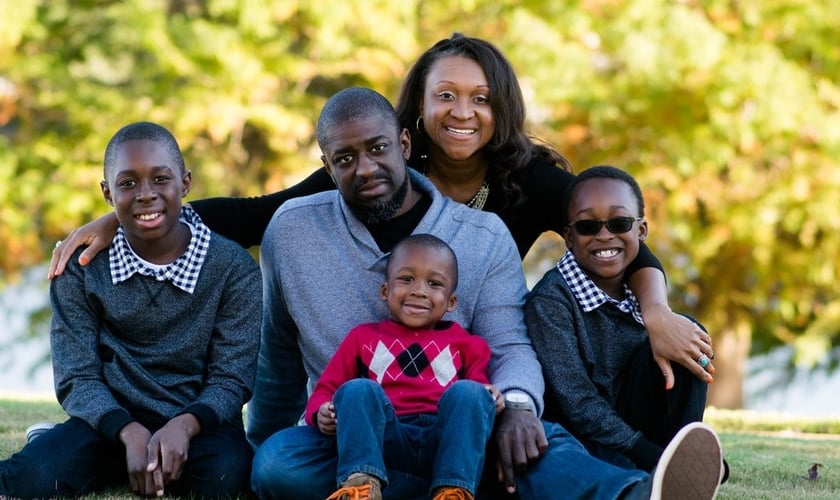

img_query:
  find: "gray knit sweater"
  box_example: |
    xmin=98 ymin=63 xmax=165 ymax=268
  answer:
xmin=525 ymin=266 xmax=647 ymax=453
xmin=247 ymin=169 xmax=542 ymax=446
xmin=49 ymin=233 xmax=261 ymax=442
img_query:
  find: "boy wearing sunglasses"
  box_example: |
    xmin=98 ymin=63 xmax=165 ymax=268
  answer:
xmin=525 ymin=165 xmax=724 ymax=494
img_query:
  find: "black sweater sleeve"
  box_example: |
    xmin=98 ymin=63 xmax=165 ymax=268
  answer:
xmin=190 ymin=167 xmax=334 ymax=247
xmin=627 ymin=241 xmax=664 ymax=278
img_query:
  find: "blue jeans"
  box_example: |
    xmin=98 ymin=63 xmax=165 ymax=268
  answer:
xmin=253 ymin=379 xmax=495 ymax=499
xmin=509 ymin=421 xmax=648 ymax=499
xmin=0 ymin=416 xmax=253 ymax=498
xmin=252 ymin=384 xmax=649 ymax=500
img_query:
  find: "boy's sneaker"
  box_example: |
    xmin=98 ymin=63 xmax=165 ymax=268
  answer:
xmin=649 ymin=422 xmax=723 ymax=500
xmin=326 ymin=472 xmax=382 ymax=500
xmin=432 ymin=486 xmax=474 ymax=500
xmin=25 ymin=421 xmax=56 ymax=443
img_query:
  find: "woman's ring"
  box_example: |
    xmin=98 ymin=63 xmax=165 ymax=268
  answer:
xmin=697 ymin=354 xmax=710 ymax=368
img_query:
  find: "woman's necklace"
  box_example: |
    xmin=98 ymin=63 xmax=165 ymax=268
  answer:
xmin=422 ymin=165 xmax=490 ymax=210
xmin=466 ymin=181 xmax=490 ymax=210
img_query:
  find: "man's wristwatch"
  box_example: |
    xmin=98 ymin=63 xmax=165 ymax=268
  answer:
xmin=504 ymin=392 xmax=535 ymax=412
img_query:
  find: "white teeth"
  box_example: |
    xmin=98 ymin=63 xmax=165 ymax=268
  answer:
xmin=138 ymin=213 xmax=161 ymax=221
xmin=446 ymin=127 xmax=475 ymax=135
xmin=595 ymin=249 xmax=619 ymax=258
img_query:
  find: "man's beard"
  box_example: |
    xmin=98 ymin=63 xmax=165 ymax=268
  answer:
xmin=349 ymin=175 xmax=409 ymax=224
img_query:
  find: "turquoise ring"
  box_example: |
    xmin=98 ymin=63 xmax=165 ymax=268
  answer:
xmin=697 ymin=354 xmax=710 ymax=368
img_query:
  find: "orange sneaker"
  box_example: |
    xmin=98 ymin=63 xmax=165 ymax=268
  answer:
xmin=432 ymin=486 xmax=473 ymax=500
xmin=325 ymin=473 xmax=382 ymax=500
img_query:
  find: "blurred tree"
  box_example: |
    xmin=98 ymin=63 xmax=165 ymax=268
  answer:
xmin=507 ymin=0 xmax=840 ymax=407
xmin=0 ymin=0 xmax=838 ymax=408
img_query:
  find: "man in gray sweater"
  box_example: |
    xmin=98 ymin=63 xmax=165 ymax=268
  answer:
xmin=0 ymin=122 xmax=261 ymax=499
xmin=249 ymin=88 xmax=722 ymax=500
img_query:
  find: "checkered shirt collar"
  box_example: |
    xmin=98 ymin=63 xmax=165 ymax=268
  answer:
xmin=109 ymin=206 xmax=211 ymax=294
xmin=556 ymin=251 xmax=644 ymax=325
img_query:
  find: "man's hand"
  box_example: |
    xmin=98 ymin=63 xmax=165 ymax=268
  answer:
xmin=493 ymin=408 xmax=548 ymax=495
xmin=644 ymin=304 xmax=715 ymax=389
xmin=316 ymin=401 xmax=337 ymax=435
xmin=120 ymin=422 xmax=156 ymax=497
xmin=48 ymin=212 xmax=120 ymax=278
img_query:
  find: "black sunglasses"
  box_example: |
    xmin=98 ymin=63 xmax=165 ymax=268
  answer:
xmin=567 ymin=216 xmax=643 ymax=236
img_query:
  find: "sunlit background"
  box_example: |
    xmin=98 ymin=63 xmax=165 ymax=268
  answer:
xmin=1 ymin=0 xmax=839 ymax=414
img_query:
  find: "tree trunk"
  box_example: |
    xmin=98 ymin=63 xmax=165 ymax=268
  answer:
xmin=707 ymin=321 xmax=751 ymax=409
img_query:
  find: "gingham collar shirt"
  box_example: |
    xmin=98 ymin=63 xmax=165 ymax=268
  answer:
xmin=556 ymin=251 xmax=645 ymax=326
xmin=109 ymin=206 xmax=211 ymax=294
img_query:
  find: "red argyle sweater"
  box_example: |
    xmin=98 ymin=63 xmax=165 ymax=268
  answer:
xmin=305 ymin=319 xmax=491 ymax=426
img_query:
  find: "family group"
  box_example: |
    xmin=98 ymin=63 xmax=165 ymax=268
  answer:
xmin=1 ymin=34 xmax=724 ymax=500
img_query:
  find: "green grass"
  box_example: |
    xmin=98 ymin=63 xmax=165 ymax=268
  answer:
xmin=2 ymin=398 xmax=840 ymax=498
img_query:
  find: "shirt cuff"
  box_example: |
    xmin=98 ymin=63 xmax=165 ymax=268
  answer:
xmin=179 ymin=403 xmax=218 ymax=433
xmin=99 ymin=408 xmax=135 ymax=444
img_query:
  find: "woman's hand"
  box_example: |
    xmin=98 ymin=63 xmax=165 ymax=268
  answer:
xmin=645 ymin=303 xmax=715 ymax=388
xmin=48 ymin=212 xmax=119 ymax=278
xmin=628 ymin=267 xmax=716 ymax=388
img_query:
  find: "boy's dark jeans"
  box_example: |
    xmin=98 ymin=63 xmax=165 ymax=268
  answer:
xmin=0 ymin=416 xmax=253 ymax=498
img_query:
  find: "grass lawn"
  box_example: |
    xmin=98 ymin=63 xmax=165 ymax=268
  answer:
xmin=1 ymin=398 xmax=839 ymax=498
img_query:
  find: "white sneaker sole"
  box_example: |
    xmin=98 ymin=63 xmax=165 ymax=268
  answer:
xmin=650 ymin=422 xmax=723 ymax=500
xmin=25 ymin=421 xmax=56 ymax=443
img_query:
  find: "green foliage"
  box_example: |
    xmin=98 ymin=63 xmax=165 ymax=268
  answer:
xmin=1 ymin=1 xmax=839 ymax=397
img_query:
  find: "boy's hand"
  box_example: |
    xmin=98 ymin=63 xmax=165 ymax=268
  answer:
xmin=48 ymin=212 xmax=119 ymax=278
xmin=316 ymin=401 xmax=337 ymax=435
xmin=485 ymin=384 xmax=505 ymax=415
xmin=119 ymin=421 xmax=157 ymax=497
xmin=145 ymin=413 xmax=200 ymax=497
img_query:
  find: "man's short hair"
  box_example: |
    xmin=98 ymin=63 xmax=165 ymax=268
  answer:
xmin=316 ymin=87 xmax=402 ymax=149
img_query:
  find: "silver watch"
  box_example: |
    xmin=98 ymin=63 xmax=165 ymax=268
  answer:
xmin=504 ymin=392 xmax=534 ymax=412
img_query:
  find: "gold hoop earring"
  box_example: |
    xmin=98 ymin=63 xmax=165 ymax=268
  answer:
xmin=415 ymin=116 xmax=423 ymax=132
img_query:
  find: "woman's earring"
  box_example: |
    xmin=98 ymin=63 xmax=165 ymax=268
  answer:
xmin=415 ymin=115 xmax=423 ymax=132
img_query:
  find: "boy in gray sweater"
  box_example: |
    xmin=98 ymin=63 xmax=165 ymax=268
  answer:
xmin=0 ymin=122 xmax=261 ymax=498
xmin=526 ymin=165 xmax=723 ymax=497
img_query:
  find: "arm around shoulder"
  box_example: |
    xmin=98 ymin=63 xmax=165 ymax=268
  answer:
xmin=191 ymin=167 xmax=334 ymax=247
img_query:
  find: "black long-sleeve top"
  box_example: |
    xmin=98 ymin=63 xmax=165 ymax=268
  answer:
xmin=190 ymin=158 xmax=662 ymax=274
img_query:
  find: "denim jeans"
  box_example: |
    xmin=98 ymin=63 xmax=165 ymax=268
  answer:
xmin=253 ymin=378 xmax=496 ymax=499
xmin=252 ymin=384 xmax=649 ymax=500
xmin=510 ymin=421 xmax=648 ymax=499
xmin=0 ymin=416 xmax=253 ymax=498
